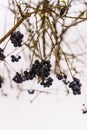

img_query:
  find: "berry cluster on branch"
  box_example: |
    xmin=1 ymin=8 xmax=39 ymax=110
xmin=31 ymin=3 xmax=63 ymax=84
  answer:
xmin=13 ymin=59 xmax=53 ymax=88
xmin=10 ymin=31 xmax=24 ymax=47
xmin=0 ymin=0 xmax=85 ymax=99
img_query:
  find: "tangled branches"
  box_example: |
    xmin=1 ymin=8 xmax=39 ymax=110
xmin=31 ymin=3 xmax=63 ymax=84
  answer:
xmin=0 ymin=0 xmax=87 ymax=100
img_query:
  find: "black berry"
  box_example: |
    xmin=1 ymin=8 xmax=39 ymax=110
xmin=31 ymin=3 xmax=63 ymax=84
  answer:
xmin=28 ymin=89 xmax=35 ymax=94
xmin=56 ymin=73 xmax=63 ymax=80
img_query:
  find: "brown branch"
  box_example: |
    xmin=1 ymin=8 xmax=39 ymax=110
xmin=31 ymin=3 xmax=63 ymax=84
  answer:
xmin=0 ymin=12 xmax=34 ymax=44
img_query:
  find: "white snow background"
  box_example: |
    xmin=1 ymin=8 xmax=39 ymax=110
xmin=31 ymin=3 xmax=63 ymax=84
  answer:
xmin=0 ymin=0 xmax=87 ymax=130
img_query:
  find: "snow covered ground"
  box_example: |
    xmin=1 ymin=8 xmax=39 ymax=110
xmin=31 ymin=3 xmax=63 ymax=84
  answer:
xmin=0 ymin=94 xmax=87 ymax=130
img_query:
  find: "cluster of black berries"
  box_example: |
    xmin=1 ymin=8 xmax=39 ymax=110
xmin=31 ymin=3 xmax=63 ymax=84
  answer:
xmin=13 ymin=72 xmax=23 ymax=84
xmin=0 ymin=76 xmax=3 ymax=88
xmin=22 ymin=59 xmax=53 ymax=87
xmin=10 ymin=31 xmax=24 ymax=47
xmin=32 ymin=60 xmax=51 ymax=78
xmin=56 ymin=73 xmax=82 ymax=95
xmin=31 ymin=60 xmax=53 ymax=87
xmin=11 ymin=55 xmax=21 ymax=62
xmin=23 ymin=69 xmax=35 ymax=81
xmin=56 ymin=73 xmax=69 ymax=85
xmin=12 ymin=70 xmax=35 ymax=84
xmin=41 ymin=77 xmax=53 ymax=87
xmin=13 ymin=59 xmax=53 ymax=87
xmin=69 ymin=78 xmax=82 ymax=95
xmin=0 ymin=48 xmax=5 ymax=61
